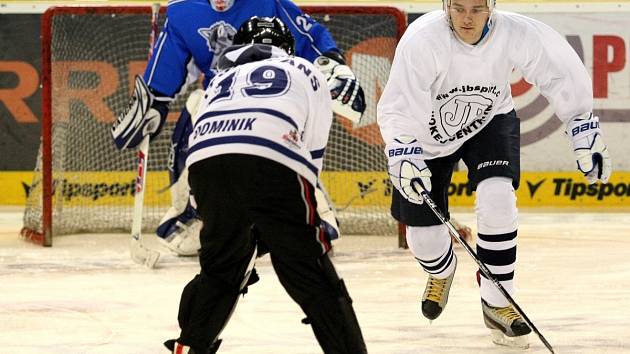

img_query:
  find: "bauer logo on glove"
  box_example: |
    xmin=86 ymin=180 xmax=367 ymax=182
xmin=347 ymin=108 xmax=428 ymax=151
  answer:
xmin=385 ymin=136 xmax=432 ymax=204
xmin=566 ymin=113 xmax=612 ymax=184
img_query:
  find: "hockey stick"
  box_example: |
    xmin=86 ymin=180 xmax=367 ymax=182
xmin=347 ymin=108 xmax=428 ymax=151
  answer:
xmin=129 ymin=3 xmax=161 ymax=268
xmin=412 ymin=181 xmax=555 ymax=354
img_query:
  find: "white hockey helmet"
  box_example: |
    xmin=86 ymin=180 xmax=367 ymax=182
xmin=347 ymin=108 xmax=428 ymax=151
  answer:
xmin=442 ymin=0 xmax=495 ymax=13
xmin=209 ymin=0 xmax=235 ymax=12
xmin=443 ymin=0 xmax=496 ymax=30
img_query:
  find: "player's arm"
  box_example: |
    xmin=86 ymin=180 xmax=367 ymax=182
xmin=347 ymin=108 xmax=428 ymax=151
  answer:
xmin=112 ymin=5 xmax=196 ymax=150
xmin=305 ymin=64 xmax=340 ymax=241
xmin=377 ymin=35 xmax=436 ymax=203
xmin=276 ymin=0 xmax=338 ymax=61
xmin=276 ymin=0 xmax=366 ymax=122
xmin=516 ymin=20 xmax=612 ymax=184
xmin=304 ymin=64 xmax=334 ymax=174
xmin=143 ymin=5 xmax=194 ymax=98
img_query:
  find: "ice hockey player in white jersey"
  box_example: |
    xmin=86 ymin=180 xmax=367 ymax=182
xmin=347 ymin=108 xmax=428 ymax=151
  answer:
xmin=163 ymin=17 xmax=367 ymax=354
xmin=111 ymin=0 xmax=366 ymax=257
xmin=378 ymin=0 xmax=612 ymax=349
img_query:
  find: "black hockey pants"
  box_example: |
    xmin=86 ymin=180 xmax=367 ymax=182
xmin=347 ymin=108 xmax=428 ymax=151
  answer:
xmin=179 ymin=154 xmax=367 ymax=354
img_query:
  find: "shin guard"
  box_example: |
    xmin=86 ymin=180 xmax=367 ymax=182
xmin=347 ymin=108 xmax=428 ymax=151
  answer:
xmin=301 ymin=255 xmax=367 ymax=354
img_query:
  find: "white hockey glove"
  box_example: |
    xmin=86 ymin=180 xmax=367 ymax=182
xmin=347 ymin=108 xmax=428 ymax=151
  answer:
xmin=385 ymin=136 xmax=432 ymax=204
xmin=111 ymin=75 xmax=168 ymax=150
xmin=314 ymin=51 xmax=366 ymax=123
xmin=566 ymin=113 xmax=612 ymax=184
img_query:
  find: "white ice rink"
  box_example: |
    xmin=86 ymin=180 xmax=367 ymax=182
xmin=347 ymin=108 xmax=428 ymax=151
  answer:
xmin=1 ymin=208 xmax=629 ymax=354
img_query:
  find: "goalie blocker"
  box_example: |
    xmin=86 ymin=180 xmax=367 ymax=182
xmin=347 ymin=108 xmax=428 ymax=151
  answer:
xmin=111 ymin=75 xmax=169 ymax=150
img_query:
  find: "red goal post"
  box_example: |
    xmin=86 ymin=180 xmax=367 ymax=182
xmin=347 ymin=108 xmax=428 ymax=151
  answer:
xmin=22 ymin=5 xmax=407 ymax=247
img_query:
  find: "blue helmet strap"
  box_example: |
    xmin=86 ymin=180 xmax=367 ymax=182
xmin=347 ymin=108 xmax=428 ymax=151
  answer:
xmin=473 ymin=20 xmax=491 ymax=45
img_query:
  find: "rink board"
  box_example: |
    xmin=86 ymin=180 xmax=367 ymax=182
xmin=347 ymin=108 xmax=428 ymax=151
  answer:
xmin=2 ymin=170 xmax=629 ymax=207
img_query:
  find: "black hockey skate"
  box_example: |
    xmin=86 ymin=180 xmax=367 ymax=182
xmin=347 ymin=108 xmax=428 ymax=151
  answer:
xmin=164 ymin=338 xmax=222 ymax=354
xmin=421 ymin=263 xmax=456 ymax=320
xmin=481 ymin=299 xmax=531 ymax=348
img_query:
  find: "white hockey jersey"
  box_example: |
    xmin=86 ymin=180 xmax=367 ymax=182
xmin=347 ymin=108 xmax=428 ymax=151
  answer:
xmin=377 ymin=10 xmax=593 ymax=159
xmin=186 ymin=45 xmax=332 ymax=187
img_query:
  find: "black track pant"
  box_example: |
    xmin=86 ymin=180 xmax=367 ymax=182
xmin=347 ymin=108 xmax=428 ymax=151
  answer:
xmin=179 ymin=154 xmax=367 ymax=354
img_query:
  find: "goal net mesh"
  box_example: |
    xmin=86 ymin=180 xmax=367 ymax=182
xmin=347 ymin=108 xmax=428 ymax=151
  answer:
xmin=23 ymin=6 xmax=405 ymax=241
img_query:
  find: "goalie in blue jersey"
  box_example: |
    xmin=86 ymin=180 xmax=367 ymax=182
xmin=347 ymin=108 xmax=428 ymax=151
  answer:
xmin=111 ymin=0 xmax=366 ymax=256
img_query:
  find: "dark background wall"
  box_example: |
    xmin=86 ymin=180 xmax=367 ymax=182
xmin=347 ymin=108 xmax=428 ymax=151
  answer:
xmin=0 ymin=14 xmax=42 ymax=170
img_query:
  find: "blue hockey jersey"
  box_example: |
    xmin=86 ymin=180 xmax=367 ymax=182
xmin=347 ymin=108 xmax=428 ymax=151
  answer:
xmin=144 ymin=0 xmax=339 ymax=98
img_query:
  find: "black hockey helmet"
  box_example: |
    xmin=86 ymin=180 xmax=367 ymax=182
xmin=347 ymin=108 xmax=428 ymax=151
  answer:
xmin=233 ymin=16 xmax=295 ymax=55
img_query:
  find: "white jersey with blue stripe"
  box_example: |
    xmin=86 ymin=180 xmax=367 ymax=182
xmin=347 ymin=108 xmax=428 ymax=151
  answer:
xmin=144 ymin=0 xmax=338 ymax=99
xmin=186 ymin=54 xmax=332 ymax=186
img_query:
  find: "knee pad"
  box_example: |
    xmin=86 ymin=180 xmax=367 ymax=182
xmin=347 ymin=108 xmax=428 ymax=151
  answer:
xmin=475 ymin=177 xmax=518 ymax=235
xmin=405 ymin=225 xmax=450 ymax=261
xmin=406 ymin=225 xmax=456 ymax=278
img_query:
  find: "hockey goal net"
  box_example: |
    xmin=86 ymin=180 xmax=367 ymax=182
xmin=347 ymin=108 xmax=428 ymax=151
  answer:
xmin=22 ymin=5 xmax=407 ymax=246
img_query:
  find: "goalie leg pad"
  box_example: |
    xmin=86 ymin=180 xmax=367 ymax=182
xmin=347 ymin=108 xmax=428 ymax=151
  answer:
xmin=168 ymin=109 xmax=193 ymax=186
xmin=157 ymin=197 xmax=201 ymax=256
xmin=167 ymin=89 xmax=203 ymax=185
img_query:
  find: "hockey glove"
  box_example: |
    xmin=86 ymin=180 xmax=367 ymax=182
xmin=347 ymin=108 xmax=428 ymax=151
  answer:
xmin=111 ymin=75 xmax=168 ymax=150
xmin=566 ymin=113 xmax=612 ymax=184
xmin=314 ymin=51 xmax=366 ymax=123
xmin=385 ymin=136 xmax=432 ymax=204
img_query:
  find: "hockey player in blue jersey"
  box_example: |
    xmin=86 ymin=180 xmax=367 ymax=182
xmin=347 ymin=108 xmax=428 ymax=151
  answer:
xmin=111 ymin=0 xmax=366 ymax=256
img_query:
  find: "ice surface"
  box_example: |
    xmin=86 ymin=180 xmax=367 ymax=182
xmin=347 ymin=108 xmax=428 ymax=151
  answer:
xmin=1 ymin=209 xmax=629 ymax=353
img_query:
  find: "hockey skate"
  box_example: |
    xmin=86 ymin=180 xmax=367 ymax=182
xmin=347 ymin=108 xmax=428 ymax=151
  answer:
xmin=482 ymin=299 xmax=531 ymax=349
xmin=164 ymin=338 xmax=222 ymax=354
xmin=421 ymin=262 xmax=456 ymax=320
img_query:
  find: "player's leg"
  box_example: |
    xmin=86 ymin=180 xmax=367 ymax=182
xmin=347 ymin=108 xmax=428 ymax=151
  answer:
xmin=462 ymin=109 xmax=530 ymax=347
xmin=165 ymin=156 xmax=258 ymax=353
xmin=392 ymin=154 xmax=460 ymax=320
xmin=245 ymin=159 xmax=366 ymax=354
xmin=156 ymin=90 xmax=204 ymax=256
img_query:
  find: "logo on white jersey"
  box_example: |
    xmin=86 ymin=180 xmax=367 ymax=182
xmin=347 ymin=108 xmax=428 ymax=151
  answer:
xmin=430 ymin=93 xmax=493 ymax=144
xmin=282 ymin=129 xmax=302 ymax=149
xmin=198 ymin=21 xmax=237 ymax=68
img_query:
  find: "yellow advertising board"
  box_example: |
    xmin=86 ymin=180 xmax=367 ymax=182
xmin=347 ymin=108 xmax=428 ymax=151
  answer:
xmin=3 ymin=171 xmax=629 ymax=208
